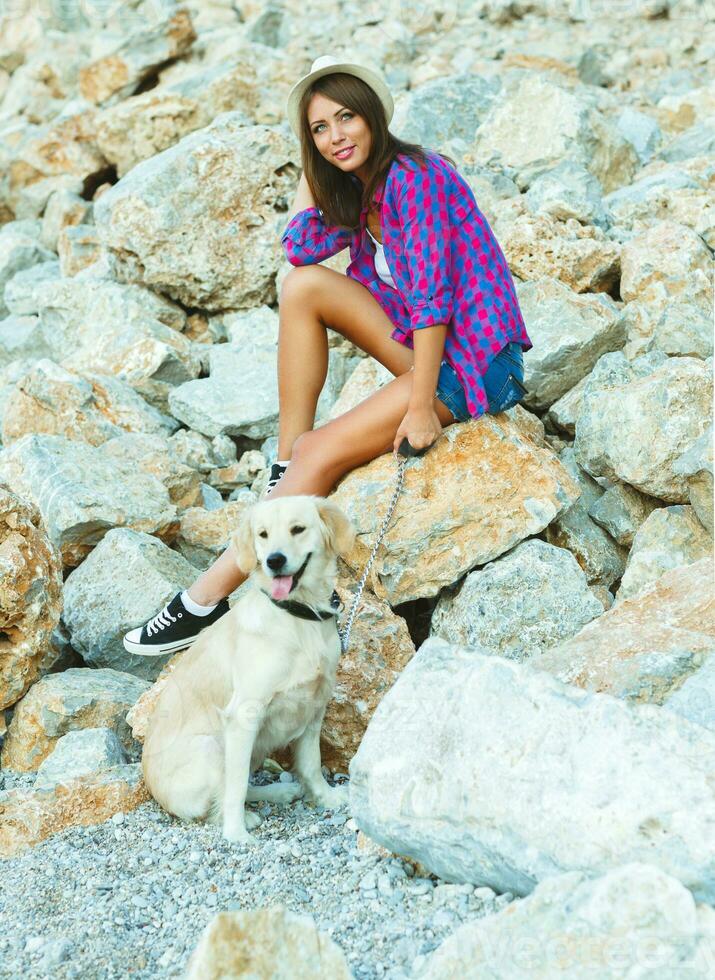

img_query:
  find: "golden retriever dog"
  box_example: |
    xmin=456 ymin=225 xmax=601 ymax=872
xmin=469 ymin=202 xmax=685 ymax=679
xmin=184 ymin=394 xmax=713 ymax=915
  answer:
xmin=141 ymin=495 xmax=356 ymax=845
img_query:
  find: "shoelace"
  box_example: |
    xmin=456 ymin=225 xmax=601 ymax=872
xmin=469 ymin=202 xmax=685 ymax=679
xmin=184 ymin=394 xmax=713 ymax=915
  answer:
xmin=265 ymin=465 xmax=288 ymax=494
xmin=146 ymin=605 xmax=178 ymax=636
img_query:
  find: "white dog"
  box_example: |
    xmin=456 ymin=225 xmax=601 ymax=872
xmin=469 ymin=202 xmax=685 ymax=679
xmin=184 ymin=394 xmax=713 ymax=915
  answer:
xmin=141 ymin=495 xmax=356 ymax=845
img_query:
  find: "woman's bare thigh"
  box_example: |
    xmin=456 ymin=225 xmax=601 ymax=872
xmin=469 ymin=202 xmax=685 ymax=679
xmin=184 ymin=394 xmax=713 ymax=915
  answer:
xmin=280 ymin=265 xmax=414 ymax=378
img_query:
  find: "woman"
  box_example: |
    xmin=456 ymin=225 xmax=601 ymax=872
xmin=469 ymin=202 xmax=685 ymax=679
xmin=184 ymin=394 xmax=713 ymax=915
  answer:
xmin=123 ymin=54 xmax=532 ymax=656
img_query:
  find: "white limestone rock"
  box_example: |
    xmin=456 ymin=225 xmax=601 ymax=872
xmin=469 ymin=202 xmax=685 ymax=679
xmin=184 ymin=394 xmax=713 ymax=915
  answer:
xmin=513 ymin=278 xmax=626 ymax=410
xmin=93 ymin=115 xmax=297 ymax=311
xmin=416 ymin=863 xmax=715 ymax=979
xmin=34 ymin=728 xmax=127 ymax=790
xmin=0 ymin=434 xmax=177 ymax=567
xmin=573 ymin=351 xmax=712 ymax=502
xmin=349 ymin=636 xmax=715 ymax=902
xmin=62 ymin=527 xmax=200 ymax=681
xmin=430 ymin=538 xmax=604 ymax=662
xmin=615 ymin=505 xmax=713 ymax=602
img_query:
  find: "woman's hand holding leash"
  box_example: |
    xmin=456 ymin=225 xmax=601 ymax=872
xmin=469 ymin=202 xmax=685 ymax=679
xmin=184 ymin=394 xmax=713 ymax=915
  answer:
xmin=393 ymin=404 xmax=443 ymax=457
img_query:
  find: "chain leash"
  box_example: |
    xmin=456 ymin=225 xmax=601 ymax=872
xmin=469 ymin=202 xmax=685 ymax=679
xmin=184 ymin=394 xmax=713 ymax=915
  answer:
xmin=336 ymin=451 xmax=410 ymax=654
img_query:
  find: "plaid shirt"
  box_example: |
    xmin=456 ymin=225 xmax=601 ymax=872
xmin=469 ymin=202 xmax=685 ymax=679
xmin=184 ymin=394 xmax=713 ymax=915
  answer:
xmin=281 ymin=150 xmax=532 ymax=418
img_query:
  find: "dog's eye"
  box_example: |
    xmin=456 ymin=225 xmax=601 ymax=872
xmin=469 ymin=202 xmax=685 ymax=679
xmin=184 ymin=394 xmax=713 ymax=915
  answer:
xmin=258 ymin=530 xmax=268 ymax=538
xmin=291 ymin=526 xmax=305 ymax=535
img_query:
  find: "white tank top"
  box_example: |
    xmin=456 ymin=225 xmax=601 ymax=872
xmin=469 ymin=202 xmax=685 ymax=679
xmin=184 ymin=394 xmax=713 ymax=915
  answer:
xmin=366 ymin=226 xmax=396 ymax=290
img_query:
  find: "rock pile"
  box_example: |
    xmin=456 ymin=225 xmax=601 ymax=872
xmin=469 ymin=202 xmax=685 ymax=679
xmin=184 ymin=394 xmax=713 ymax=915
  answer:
xmin=0 ymin=0 xmax=712 ymax=976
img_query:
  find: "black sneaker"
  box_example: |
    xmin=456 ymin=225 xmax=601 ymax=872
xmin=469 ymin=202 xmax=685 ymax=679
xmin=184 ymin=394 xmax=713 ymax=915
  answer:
xmin=122 ymin=592 xmax=230 ymax=656
xmin=263 ymin=461 xmax=289 ymax=498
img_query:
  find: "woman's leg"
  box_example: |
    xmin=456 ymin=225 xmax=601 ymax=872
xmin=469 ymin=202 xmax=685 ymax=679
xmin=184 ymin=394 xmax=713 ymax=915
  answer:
xmin=276 ymin=265 xmax=414 ymax=458
xmin=188 ymin=266 xmax=418 ymax=604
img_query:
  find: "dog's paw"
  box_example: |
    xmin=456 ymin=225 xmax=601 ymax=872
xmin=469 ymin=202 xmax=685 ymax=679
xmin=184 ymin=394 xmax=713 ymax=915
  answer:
xmin=245 ymin=809 xmax=263 ymax=830
xmin=306 ymin=784 xmax=350 ymax=809
xmin=273 ymin=782 xmax=305 ymax=804
xmin=223 ymin=825 xmax=260 ymax=846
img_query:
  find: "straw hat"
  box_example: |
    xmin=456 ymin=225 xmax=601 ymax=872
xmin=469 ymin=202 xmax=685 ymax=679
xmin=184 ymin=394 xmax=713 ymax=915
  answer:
xmin=285 ymin=54 xmax=394 ymax=139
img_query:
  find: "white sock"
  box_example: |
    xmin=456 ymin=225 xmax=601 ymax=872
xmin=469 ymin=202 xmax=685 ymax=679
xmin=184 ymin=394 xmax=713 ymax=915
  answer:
xmin=180 ymin=590 xmax=218 ymax=616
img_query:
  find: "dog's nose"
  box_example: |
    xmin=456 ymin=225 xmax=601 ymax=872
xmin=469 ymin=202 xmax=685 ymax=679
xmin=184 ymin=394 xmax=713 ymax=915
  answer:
xmin=266 ymin=551 xmax=287 ymax=571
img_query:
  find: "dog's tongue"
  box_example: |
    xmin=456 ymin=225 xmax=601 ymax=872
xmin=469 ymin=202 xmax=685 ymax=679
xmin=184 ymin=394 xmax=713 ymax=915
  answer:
xmin=271 ymin=574 xmax=294 ymax=600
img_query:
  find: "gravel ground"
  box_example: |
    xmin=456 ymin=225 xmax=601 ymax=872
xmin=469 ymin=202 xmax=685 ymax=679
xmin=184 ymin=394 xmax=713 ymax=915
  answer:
xmin=0 ymin=768 xmax=518 ymax=979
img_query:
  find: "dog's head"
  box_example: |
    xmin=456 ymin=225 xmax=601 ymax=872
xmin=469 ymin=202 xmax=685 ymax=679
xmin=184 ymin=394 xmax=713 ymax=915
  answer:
xmin=230 ymin=495 xmax=356 ymax=602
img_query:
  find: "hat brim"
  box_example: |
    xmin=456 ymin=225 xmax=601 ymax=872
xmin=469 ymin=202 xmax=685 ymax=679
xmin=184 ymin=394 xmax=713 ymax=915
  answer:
xmin=286 ymin=61 xmax=394 ymax=139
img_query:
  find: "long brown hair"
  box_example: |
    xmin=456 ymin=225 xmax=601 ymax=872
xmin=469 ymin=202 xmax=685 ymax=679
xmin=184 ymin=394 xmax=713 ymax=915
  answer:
xmin=296 ymin=71 xmax=457 ymax=230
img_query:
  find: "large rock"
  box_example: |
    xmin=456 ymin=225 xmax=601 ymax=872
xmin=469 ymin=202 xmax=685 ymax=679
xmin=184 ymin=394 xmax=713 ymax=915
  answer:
xmin=620 ymin=219 xmax=713 ymax=304
xmin=0 ymin=485 xmax=62 ymax=711
xmin=587 ymin=481 xmax=661 ymax=547
xmin=349 ymin=635 xmax=715 ymax=902
xmin=513 ymin=278 xmax=626 ymax=410
xmin=416 ymin=863 xmax=715 ymax=979
xmin=524 ymin=159 xmax=611 ymax=227
xmin=39 ymin=189 xmax=91 ymax=254
xmin=605 ymin=158 xmax=715 ymax=249
xmin=673 ymin=427 xmax=714 ymax=534
xmin=4 ymin=260 xmax=60 ymax=316
xmin=616 ymin=505 xmax=712 ymax=602
xmin=664 ymin=656 xmax=715 ymax=734
xmin=2 ymin=114 xmax=104 ymax=221
xmin=430 ymin=539 xmax=604 ymax=662
xmin=331 ymin=414 xmax=581 ymax=605
xmin=34 ymin=727 xmax=127 ymax=790
xmin=35 ymin=278 xmax=198 ymax=390
xmin=0 ymin=314 xmax=52 ymax=369
xmin=93 ymin=115 xmax=297 ymax=310
xmin=62 ymin=528 xmax=200 ymax=681
xmin=78 ymin=6 xmax=196 ymax=106
xmin=1 ymin=667 xmax=149 ymax=771
xmin=316 ymin=579 xmax=416 ymax=773
xmin=472 ymin=73 xmax=638 ymax=192
xmin=1 ymin=359 xmax=178 ymax=447
xmin=530 ymin=558 xmax=715 ymax=705
xmin=0 ymin=434 xmax=178 ymax=567
xmin=544 ymin=447 xmax=628 ymax=590
xmin=0 ymin=764 xmax=149 ymax=858
xmin=100 ymin=432 xmax=201 ymax=510
xmin=185 ymin=906 xmax=352 ymax=980
xmin=392 ymin=72 xmax=501 ymax=150
xmin=94 ymin=59 xmax=260 ymax=176
xmin=573 ymin=351 xmax=712 ymax=502
xmin=497 ymin=209 xmax=621 ymax=293
xmin=0 ymin=220 xmax=56 ymax=317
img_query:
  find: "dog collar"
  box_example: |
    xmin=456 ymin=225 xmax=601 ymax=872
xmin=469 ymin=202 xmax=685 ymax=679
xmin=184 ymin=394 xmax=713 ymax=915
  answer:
xmin=261 ymin=588 xmax=342 ymax=622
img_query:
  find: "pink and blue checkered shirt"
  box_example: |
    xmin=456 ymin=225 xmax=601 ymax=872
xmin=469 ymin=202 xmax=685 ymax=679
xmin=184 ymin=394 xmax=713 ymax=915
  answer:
xmin=281 ymin=150 xmax=532 ymax=418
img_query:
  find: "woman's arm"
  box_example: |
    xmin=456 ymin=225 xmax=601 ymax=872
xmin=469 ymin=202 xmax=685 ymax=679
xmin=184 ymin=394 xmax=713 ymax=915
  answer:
xmin=409 ymin=324 xmax=448 ymax=409
xmin=281 ymin=172 xmax=354 ymax=265
xmin=284 ymin=172 xmax=318 ymax=225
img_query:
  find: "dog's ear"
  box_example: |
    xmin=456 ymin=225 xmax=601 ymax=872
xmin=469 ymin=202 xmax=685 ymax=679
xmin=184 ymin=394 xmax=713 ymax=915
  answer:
xmin=317 ymin=499 xmax=356 ymax=558
xmin=230 ymin=508 xmax=257 ymax=574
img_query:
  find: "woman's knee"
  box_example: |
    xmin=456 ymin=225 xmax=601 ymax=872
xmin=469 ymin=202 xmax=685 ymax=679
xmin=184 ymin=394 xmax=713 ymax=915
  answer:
xmin=279 ymin=266 xmax=327 ymax=306
xmin=290 ymin=429 xmax=346 ymax=476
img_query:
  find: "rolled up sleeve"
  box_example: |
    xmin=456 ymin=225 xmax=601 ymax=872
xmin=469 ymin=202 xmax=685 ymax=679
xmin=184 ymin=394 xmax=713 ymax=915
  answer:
xmin=394 ymin=160 xmax=454 ymax=331
xmin=281 ymin=206 xmax=354 ymax=266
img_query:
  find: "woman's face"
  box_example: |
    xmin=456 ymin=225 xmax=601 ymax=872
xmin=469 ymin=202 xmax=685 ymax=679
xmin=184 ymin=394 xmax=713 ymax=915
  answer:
xmin=307 ymin=92 xmax=372 ymax=183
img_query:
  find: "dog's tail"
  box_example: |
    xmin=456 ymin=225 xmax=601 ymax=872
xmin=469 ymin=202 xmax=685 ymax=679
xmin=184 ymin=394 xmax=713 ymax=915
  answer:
xmin=206 ymin=779 xmax=224 ymax=827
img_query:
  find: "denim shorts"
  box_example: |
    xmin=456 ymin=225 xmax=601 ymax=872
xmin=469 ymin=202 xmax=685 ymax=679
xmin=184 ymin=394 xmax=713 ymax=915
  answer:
xmin=435 ymin=342 xmax=528 ymax=422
